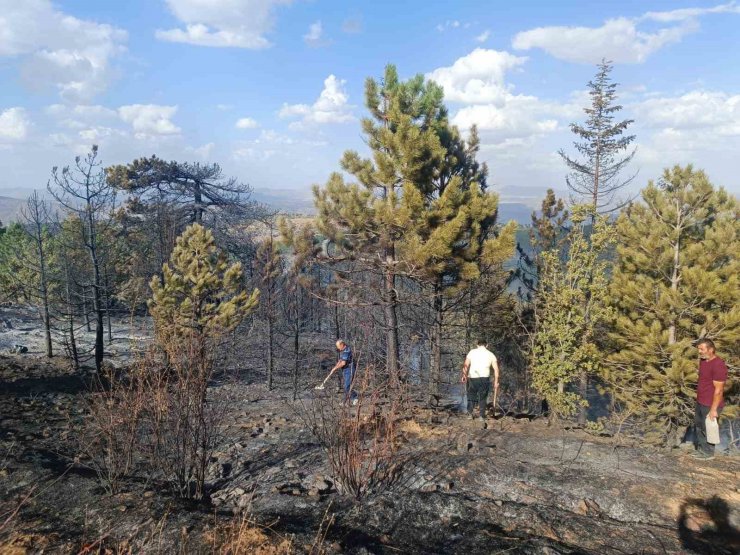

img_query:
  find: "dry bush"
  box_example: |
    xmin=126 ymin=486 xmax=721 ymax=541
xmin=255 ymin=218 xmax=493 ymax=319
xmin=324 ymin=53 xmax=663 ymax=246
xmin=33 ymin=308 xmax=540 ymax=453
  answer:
xmin=298 ymin=365 xmax=408 ymax=499
xmin=134 ymin=343 xmax=233 ymax=500
xmin=206 ymin=512 xmax=293 ymax=555
xmin=78 ymin=341 xmax=235 ymax=499
xmin=76 ymin=366 xmax=145 ymax=495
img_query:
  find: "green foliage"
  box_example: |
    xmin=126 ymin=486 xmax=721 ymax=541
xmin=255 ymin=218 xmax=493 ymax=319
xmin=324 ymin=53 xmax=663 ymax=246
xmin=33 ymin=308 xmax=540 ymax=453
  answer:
xmin=516 ymin=189 xmax=569 ymax=300
xmin=313 ymin=64 xmax=447 ymax=260
xmin=0 ymin=223 xmax=34 ymax=301
xmin=605 ymin=165 xmax=739 ymax=442
xmin=149 ymin=223 xmax=259 ymax=356
xmin=532 ymin=206 xmax=615 ymax=418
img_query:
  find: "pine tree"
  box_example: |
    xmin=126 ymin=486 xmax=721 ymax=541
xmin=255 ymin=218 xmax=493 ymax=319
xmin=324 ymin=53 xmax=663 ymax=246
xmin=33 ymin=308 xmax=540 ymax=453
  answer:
xmin=605 ymin=166 xmax=739 ymax=443
xmin=560 ymin=59 xmax=636 ymax=211
xmin=0 ymin=223 xmax=36 ymax=303
xmin=107 ymin=156 xmax=255 ymax=225
xmin=149 ymin=223 xmax=259 ymax=371
xmin=559 ymin=60 xmax=635 ymax=423
xmin=312 ymin=64 xmax=447 ymax=383
xmin=253 ymin=226 xmax=283 ymax=390
xmin=515 ymin=189 xmax=569 ymax=301
xmin=532 ymin=205 xmax=614 ymax=419
xmin=146 ymin=223 xmax=258 ymax=499
xmin=400 ymin=124 xmax=517 ymax=393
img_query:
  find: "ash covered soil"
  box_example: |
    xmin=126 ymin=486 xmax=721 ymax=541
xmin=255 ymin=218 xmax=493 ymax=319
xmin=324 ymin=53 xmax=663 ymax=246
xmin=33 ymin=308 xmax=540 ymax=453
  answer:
xmin=0 ymin=350 xmax=738 ymax=554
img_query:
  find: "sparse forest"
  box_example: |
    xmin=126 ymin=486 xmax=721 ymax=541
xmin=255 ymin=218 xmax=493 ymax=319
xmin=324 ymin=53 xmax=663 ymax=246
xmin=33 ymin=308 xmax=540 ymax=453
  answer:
xmin=0 ymin=60 xmax=737 ymax=554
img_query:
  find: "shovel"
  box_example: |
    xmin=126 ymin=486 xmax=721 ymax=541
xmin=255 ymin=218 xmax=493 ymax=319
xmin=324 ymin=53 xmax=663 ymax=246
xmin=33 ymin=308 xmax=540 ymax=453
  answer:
xmin=314 ymin=368 xmax=337 ymax=390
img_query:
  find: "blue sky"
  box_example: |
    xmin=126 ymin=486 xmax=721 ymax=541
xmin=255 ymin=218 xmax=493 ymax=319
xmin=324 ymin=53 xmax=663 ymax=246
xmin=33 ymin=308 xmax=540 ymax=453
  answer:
xmin=1 ymin=0 xmax=739 ymax=208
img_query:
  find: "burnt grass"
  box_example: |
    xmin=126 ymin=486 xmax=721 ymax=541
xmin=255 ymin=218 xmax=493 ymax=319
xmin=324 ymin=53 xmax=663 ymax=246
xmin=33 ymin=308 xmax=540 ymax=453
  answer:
xmin=1 ymin=353 xmax=738 ymax=554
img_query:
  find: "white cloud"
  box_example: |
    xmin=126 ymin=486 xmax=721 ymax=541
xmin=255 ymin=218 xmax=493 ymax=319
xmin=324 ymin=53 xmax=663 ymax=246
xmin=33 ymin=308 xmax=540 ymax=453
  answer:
xmin=452 ymin=100 xmax=558 ymax=139
xmin=427 ymin=49 xmax=527 ymax=105
xmin=428 ymin=49 xmax=584 ymax=148
xmin=512 ymin=17 xmax=693 ymax=64
xmin=156 ymin=0 xmax=293 ymax=49
xmin=185 ymin=142 xmax=215 ymax=159
xmin=475 ymin=30 xmax=491 ymax=43
xmin=235 ymin=117 xmax=259 ymax=129
xmin=641 ymin=2 xmax=740 ymax=23
xmin=45 ymin=104 xmax=118 ymax=129
xmin=118 ymin=104 xmax=181 ymax=138
xmin=279 ymin=75 xmax=354 ymax=128
xmin=0 ymin=0 xmax=127 ymax=101
xmin=513 ymin=4 xmax=740 ymax=64
xmin=629 ymin=90 xmax=740 ymax=192
xmin=303 ymin=20 xmax=324 ymax=47
xmin=0 ymin=108 xmax=30 ymax=142
xmin=634 ymin=91 xmax=740 ymax=133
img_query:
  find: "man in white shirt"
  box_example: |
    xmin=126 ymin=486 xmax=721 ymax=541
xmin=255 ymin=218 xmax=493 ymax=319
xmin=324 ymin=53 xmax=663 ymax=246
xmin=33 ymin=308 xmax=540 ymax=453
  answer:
xmin=461 ymin=339 xmax=500 ymax=422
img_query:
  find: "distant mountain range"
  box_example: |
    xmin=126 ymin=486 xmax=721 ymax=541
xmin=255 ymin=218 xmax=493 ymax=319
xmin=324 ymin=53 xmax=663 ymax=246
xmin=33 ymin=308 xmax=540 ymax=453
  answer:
xmin=0 ymin=196 xmax=26 ymax=225
xmin=251 ymin=187 xmax=540 ymax=224
xmin=1 ymin=186 xmax=546 ymax=226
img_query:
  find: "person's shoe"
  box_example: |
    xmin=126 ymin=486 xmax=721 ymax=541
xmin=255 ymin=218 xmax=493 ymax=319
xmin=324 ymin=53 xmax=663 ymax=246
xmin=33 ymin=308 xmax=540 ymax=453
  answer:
xmin=478 ymin=416 xmax=487 ymax=429
xmin=351 ymin=398 xmax=358 ymax=406
xmin=691 ymin=451 xmax=715 ymax=460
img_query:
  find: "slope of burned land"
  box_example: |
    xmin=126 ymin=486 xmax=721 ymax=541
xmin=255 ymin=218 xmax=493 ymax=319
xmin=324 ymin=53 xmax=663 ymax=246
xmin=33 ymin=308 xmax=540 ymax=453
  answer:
xmin=0 ymin=353 xmax=738 ymax=554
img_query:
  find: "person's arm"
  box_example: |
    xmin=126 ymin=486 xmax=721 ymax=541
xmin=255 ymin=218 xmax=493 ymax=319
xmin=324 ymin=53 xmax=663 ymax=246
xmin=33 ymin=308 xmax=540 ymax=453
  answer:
xmin=492 ymin=359 xmax=500 ymax=390
xmin=333 ymin=348 xmax=350 ymax=372
xmin=461 ymin=357 xmax=470 ymax=383
xmin=708 ymin=360 xmax=728 ymax=420
xmin=708 ymin=380 xmax=724 ymax=420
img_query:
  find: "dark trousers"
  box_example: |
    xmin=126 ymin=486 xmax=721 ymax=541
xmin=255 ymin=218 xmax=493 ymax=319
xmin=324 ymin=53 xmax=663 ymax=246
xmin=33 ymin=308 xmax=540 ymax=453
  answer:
xmin=694 ymin=402 xmax=722 ymax=454
xmin=467 ymin=377 xmax=491 ymax=418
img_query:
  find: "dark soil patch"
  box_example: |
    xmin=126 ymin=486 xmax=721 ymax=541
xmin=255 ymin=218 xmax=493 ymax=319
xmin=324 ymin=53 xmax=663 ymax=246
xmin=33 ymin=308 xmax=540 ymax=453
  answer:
xmin=1 ymin=353 xmax=738 ymax=554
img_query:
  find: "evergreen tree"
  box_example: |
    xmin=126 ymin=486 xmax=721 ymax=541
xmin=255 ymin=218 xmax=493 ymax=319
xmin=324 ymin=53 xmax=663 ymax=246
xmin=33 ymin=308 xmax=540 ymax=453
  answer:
xmin=0 ymin=223 xmax=35 ymax=303
xmin=312 ymin=64 xmax=447 ymax=383
xmin=532 ymin=206 xmax=614 ymax=419
xmin=400 ymin=124 xmax=517 ymax=393
xmin=560 ymin=59 xmax=636 ymax=212
xmin=605 ymin=166 xmax=739 ymax=443
xmin=149 ymin=223 xmax=259 ymax=365
xmin=515 ymin=189 xmax=569 ymax=301
xmin=107 ymin=156 xmax=255 ymax=225
xmin=147 ymin=223 xmax=259 ymax=499
xmin=253 ymin=226 xmax=283 ymax=390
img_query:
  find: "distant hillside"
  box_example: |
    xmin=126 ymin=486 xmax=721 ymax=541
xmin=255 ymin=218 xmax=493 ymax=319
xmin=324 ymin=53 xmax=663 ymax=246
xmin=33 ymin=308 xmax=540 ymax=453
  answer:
xmin=498 ymin=202 xmax=533 ymax=225
xmin=0 ymin=196 xmax=25 ymax=225
xmin=253 ymin=187 xmax=537 ymax=224
xmin=251 ymin=188 xmax=317 ymax=215
xmin=1 ymin=188 xmax=538 ymax=226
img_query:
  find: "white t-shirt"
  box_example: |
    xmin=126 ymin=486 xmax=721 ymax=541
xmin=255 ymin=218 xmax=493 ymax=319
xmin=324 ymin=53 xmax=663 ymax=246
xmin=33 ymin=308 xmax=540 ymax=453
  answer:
xmin=466 ymin=346 xmax=497 ymax=378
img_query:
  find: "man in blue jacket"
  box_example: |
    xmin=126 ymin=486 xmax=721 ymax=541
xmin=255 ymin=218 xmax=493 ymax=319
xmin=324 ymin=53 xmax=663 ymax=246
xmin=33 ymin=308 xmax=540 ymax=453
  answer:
xmin=330 ymin=339 xmax=358 ymax=405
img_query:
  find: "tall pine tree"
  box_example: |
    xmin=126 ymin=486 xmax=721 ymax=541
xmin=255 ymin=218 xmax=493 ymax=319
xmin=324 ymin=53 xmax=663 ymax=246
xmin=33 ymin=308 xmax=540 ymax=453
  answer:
xmin=312 ymin=65 xmax=446 ymax=383
xmin=605 ymin=166 xmax=739 ymax=444
xmin=559 ymin=60 xmax=636 ymax=212
xmin=400 ymin=124 xmax=516 ymax=393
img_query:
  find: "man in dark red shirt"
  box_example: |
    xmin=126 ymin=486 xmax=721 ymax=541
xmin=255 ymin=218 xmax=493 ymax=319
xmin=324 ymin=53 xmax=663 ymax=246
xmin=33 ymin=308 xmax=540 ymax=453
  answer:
xmin=693 ymin=338 xmax=729 ymax=460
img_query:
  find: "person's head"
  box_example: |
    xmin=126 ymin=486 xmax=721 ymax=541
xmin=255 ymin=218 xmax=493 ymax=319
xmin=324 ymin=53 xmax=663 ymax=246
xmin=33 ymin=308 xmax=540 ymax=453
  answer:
xmin=336 ymin=339 xmax=346 ymax=351
xmin=697 ymin=338 xmax=716 ymax=359
xmin=476 ymin=338 xmax=487 ymax=348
